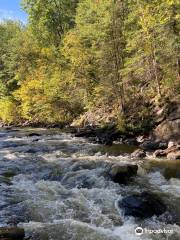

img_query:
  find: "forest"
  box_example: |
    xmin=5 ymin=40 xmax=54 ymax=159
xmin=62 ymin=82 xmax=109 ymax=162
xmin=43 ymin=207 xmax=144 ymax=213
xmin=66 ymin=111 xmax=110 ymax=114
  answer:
xmin=0 ymin=2 xmax=180 ymax=238
xmin=0 ymin=0 xmax=179 ymax=134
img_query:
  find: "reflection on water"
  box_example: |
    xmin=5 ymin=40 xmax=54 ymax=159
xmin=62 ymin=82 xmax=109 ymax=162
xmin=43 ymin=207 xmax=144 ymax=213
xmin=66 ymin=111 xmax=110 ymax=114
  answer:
xmin=95 ymin=144 xmax=137 ymax=156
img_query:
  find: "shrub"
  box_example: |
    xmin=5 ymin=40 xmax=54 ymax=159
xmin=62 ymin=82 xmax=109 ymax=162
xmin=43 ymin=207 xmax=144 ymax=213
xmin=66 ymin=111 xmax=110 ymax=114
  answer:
xmin=0 ymin=97 xmax=19 ymax=124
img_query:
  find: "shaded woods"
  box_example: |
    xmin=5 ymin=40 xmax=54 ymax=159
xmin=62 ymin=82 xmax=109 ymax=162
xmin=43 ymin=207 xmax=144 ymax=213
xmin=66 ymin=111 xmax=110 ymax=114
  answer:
xmin=0 ymin=0 xmax=179 ymax=134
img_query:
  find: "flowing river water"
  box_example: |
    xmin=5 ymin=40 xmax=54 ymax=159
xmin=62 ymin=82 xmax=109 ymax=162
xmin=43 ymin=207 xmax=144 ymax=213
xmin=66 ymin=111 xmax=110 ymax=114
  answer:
xmin=0 ymin=128 xmax=180 ymax=240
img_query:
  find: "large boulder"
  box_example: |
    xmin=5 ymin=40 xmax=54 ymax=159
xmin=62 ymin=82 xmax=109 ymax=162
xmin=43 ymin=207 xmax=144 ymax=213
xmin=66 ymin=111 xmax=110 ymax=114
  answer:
xmin=167 ymin=151 xmax=180 ymax=160
xmin=0 ymin=227 xmax=25 ymax=240
xmin=154 ymin=119 xmax=180 ymax=141
xmin=168 ymin=141 xmax=178 ymax=148
xmin=131 ymin=149 xmax=146 ymax=158
xmin=140 ymin=140 xmax=167 ymax=151
xmin=118 ymin=192 xmax=166 ymax=218
xmin=154 ymin=100 xmax=180 ymax=141
xmin=153 ymin=144 xmax=180 ymax=159
xmin=109 ymin=163 xmax=138 ymax=184
xmin=153 ymin=149 xmax=166 ymax=158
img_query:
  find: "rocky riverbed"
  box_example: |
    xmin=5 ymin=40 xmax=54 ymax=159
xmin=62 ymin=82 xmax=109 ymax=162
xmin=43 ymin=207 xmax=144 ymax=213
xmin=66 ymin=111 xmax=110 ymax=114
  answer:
xmin=0 ymin=128 xmax=180 ymax=240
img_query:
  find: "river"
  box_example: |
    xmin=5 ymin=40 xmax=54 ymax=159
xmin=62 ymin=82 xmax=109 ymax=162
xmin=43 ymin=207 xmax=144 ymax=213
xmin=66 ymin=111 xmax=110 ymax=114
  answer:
xmin=0 ymin=128 xmax=180 ymax=240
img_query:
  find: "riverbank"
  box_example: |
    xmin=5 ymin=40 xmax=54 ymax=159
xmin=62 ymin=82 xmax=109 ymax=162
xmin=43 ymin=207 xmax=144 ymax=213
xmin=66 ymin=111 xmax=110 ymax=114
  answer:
xmin=1 ymin=96 xmax=179 ymax=162
xmin=1 ymin=121 xmax=179 ymax=161
xmin=70 ymin=122 xmax=179 ymax=161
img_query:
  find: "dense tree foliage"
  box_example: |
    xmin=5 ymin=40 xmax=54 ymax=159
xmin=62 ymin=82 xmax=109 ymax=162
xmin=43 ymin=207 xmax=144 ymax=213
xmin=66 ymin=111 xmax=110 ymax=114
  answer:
xmin=0 ymin=0 xmax=179 ymax=130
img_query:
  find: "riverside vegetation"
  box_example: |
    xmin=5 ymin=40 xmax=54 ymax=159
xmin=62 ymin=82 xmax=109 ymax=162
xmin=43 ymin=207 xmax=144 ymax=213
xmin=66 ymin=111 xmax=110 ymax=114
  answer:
xmin=0 ymin=0 xmax=179 ymax=137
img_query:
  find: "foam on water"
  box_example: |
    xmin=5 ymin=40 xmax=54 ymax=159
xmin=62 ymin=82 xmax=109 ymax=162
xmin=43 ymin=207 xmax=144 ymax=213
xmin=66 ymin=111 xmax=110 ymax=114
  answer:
xmin=0 ymin=128 xmax=179 ymax=240
xmin=148 ymin=171 xmax=180 ymax=198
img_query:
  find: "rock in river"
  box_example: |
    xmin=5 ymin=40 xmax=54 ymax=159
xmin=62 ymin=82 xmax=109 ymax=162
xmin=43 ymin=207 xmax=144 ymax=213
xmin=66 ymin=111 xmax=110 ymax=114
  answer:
xmin=131 ymin=149 xmax=146 ymax=158
xmin=28 ymin=133 xmax=41 ymax=137
xmin=109 ymin=163 xmax=138 ymax=184
xmin=153 ymin=149 xmax=167 ymax=158
xmin=153 ymin=144 xmax=180 ymax=159
xmin=140 ymin=140 xmax=168 ymax=151
xmin=118 ymin=192 xmax=166 ymax=218
xmin=167 ymin=151 xmax=180 ymax=160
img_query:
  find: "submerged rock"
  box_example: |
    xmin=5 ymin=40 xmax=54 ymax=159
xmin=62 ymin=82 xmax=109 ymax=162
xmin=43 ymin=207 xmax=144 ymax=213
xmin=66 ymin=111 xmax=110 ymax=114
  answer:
xmin=28 ymin=133 xmax=41 ymax=137
xmin=61 ymin=170 xmax=98 ymax=189
xmin=108 ymin=214 xmax=123 ymax=226
xmin=0 ymin=175 xmax=12 ymax=185
xmin=0 ymin=227 xmax=25 ymax=240
xmin=131 ymin=149 xmax=146 ymax=158
xmin=109 ymin=163 xmax=138 ymax=184
xmin=32 ymin=138 xmax=39 ymax=142
xmin=71 ymin=160 xmax=97 ymax=171
xmin=118 ymin=192 xmax=166 ymax=218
